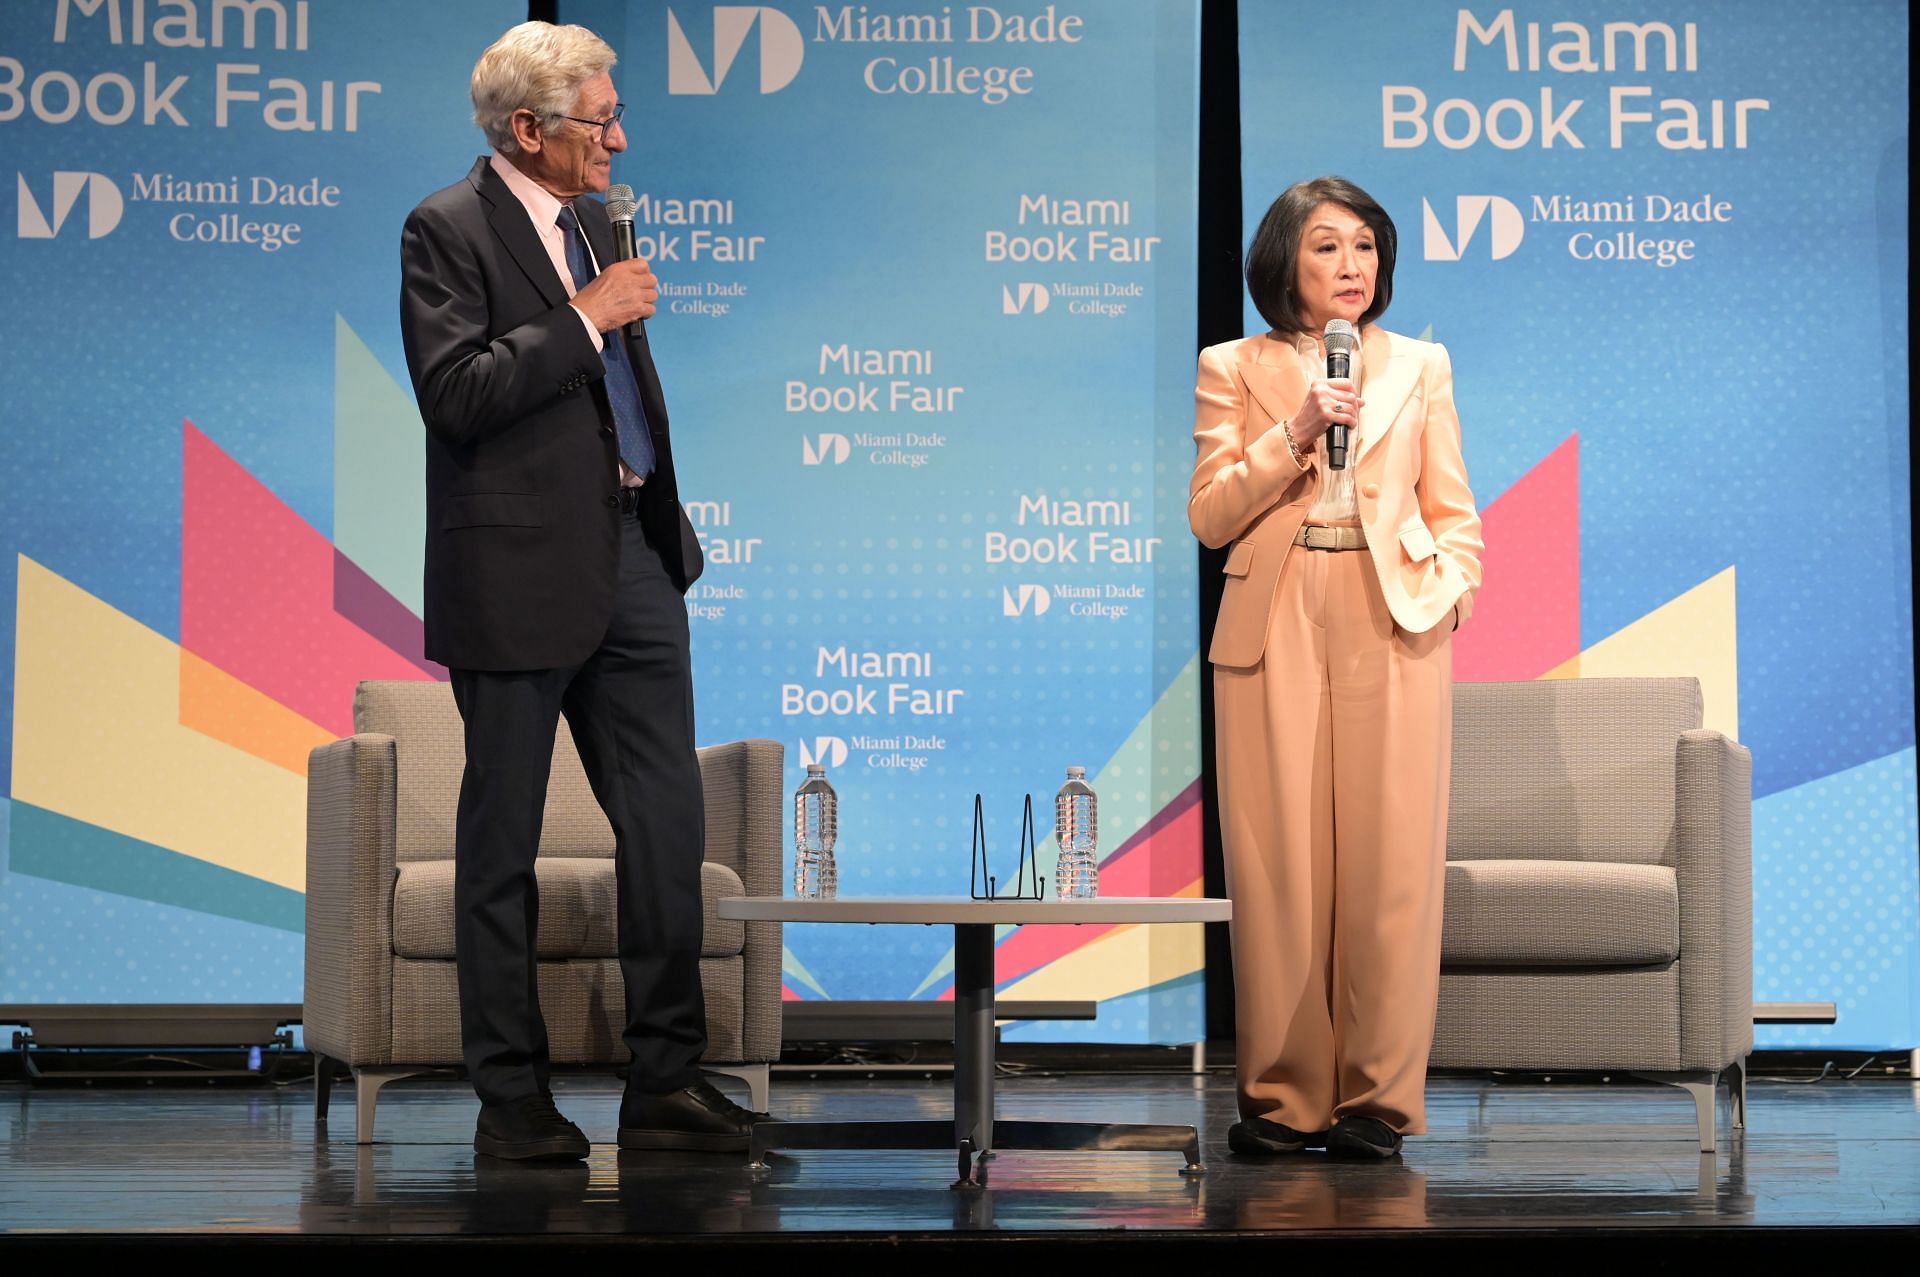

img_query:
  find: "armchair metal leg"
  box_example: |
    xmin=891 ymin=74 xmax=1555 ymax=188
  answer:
xmin=706 ymin=1063 xmax=771 ymax=1113
xmin=352 ymin=1068 xmax=429 ymax=1146
xmin=1632 ymin=1069 xmax=1721 ymax=1153
xmin=313 ymin=1055 xmax=336 ymax=1123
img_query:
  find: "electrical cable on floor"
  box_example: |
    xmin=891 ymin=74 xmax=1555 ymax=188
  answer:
xmin=1754 ymin=1056 xmax=1881 ymax=1084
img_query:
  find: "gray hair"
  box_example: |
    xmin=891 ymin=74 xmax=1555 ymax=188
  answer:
xmin=471 ymin=21 xmax=617 ymax=154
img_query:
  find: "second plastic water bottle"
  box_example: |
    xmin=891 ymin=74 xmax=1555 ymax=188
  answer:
xmin=794 ymin=764 xmax=838 ymax=899
xmin=1053 ymin=767 xmax=1099 ymax=899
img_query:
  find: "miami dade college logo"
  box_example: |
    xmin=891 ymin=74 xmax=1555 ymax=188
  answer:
xmin=667 ymin=6 xmax=804 ymax=95
xmin=801 ymin=433 xmax=849 ymax=465
xmin=1422 ymin=195 xmax=1523 ymax=261
xmin=799 ymin=736 xmax=849 ymax=768
xmin=17 ymin=172 xmax=123 ymax=240
xmin=1001 ymin=283 xmax=1050 ymax=315
xmin=1002 ymin=584 xmax=1051 ymax=617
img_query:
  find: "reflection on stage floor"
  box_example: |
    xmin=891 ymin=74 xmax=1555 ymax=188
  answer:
xmin=2 ymin=1072 xmax=1916 ymax=1243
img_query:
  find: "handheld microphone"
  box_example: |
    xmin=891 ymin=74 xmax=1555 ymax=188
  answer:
xmin=605 ymin=184 xmax=646 ymax=342
xmin=1323 ymin=318 xmax=1357 ymax=470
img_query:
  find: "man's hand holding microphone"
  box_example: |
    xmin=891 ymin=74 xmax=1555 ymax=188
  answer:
xmin=570 ymin=184 xmax=657 ymax=335
xmin=571 ymin=258 xmax=657 ymax=331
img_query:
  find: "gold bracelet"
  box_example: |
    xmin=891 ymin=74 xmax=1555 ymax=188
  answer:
xmin=1281 ymin=419 xmax=1309 ymax=470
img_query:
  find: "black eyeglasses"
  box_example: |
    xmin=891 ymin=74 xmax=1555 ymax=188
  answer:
xmin=555 ymin=103 xmax=625 ymax=138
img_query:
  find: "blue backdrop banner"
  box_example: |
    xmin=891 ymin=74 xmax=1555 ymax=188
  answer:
xmin=1239 ymin=2 xmax=1914 ymax=1049
xmin=564 ymin=0 xmax=1205 ymax=1040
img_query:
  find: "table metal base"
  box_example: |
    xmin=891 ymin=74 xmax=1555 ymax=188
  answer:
xmin=748 ymin=924 xmax=1205 ymax=1186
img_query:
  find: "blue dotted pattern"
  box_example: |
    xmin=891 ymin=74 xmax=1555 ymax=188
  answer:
xmin=0 ymin=861 xmax=302 ymax=1004
xmin=1753 ymin=748 xmax=1920 ymax=1049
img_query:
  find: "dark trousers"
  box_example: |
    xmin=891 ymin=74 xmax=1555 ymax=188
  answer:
xmin=450 ymin=509 xmax=707 ymax=1106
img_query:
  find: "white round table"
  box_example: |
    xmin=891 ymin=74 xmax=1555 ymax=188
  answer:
xmin=717 ymin=895 xmax=1232 ymax=1186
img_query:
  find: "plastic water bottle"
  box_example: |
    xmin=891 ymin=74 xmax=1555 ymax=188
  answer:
xmin=1053 ymin=767 xmax=1099 ymax=900
xmin=794 ymin=764 xmax=838 ymax=899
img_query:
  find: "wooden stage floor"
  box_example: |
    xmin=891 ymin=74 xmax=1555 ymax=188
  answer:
xmin=3 ymin=1071 xmax=1916 ymax=1254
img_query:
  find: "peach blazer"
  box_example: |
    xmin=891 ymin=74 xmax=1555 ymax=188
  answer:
xmin=1190 ymin=327 xmax=1484 ymax=668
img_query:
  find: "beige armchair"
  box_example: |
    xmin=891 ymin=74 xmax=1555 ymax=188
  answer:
xmin=1434 ymin=677 xmax=1753 ymax=1151
xmin=303 ymin=680 xmax=784 ymax=1143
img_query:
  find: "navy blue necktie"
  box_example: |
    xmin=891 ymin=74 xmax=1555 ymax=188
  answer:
xmin=556 ymin=204 xmax=655 ymax=480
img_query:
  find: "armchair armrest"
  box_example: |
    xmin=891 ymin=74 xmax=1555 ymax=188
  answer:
xmin=1673 ymin=728 xmax=1754 ymax=1070
xmin=303 ymin=734 xmax=398 ymax=1067
xmin=696 ymin=739 xmax=786 ymax=1063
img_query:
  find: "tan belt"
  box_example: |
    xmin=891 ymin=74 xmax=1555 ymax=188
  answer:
xmin=1294 ymin=524 xmax=1369 ymax=551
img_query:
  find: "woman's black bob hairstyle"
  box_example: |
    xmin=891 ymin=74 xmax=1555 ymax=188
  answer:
xmin=1245 ymin=176 xmax=1397 ymax=336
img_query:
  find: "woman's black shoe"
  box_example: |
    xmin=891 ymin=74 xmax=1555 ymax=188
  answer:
xmin=1228 ymin=1116 xmax=1326 ymax=1155
xmin=1326 ymin=1115 xmax=1403 ymax=1159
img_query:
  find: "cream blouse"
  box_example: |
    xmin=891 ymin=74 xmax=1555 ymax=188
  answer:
xmin=1289 ymin=331 xmax=1365 ymax=522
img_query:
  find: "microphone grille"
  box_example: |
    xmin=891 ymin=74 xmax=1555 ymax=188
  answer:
xmin=606 ymin=183 xmax=636 ymax=223
xmin=1323 ymin=318 xmax=1358 ymax=356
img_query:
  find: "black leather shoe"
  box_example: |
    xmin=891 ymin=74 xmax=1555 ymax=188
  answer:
xmin=474 ymin=1093 xmax=590 ymax=1161
xmin=618 ymin=1078 xmax=772 ymax=1153
xmin=1326 ymin=1115 xmax=1403 ymax=1159
xmin=1228 ymin=1116 xmax=1327 ymax=1155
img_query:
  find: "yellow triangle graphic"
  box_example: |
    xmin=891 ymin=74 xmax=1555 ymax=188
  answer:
xmin=997 ymin=922 xmax=1205 ymax=1007
xmin=12 ymin=555 xmax=307 ymax=889
xmin=1540 ymin=566 xmax=1738 ymax=741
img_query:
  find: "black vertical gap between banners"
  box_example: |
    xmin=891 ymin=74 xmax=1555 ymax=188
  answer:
xmin=1195 ymin=0 xmax=1242 ymax=1048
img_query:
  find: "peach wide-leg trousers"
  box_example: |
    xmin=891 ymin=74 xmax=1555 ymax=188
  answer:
xmin=1214 ymin=534 xmax=1452 ymax=1135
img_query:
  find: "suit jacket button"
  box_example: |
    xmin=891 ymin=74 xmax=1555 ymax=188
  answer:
xmin=1362 ymin=483 xmax=1381 ymax=499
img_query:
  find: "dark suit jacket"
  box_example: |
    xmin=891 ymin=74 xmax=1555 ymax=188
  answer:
xmin=399 ymin=156 xmax=704 ymax=671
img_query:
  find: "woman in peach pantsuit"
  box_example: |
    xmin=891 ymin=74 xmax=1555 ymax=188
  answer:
xmin=1191 ymin=177 xmax=1483 ymax=1159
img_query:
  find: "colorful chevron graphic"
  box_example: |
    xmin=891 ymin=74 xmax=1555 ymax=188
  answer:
xmin=3 ymin=319 xmax=438 ymax=995
xmin=1455 ymin=432 xmax=1740 ymax=740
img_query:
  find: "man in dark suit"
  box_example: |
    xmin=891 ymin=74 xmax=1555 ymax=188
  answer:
xmin=398 ymin=21 xmax=766 ymax=1161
